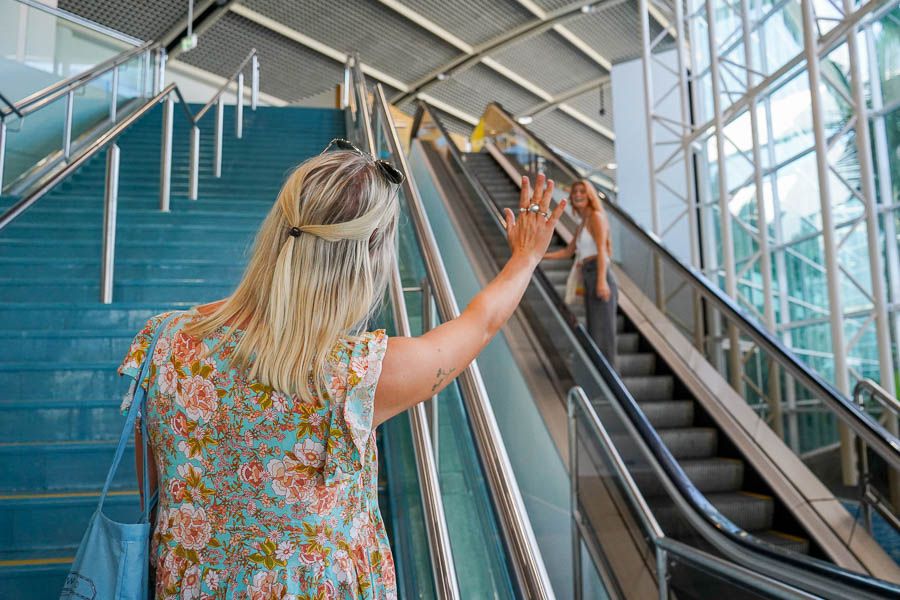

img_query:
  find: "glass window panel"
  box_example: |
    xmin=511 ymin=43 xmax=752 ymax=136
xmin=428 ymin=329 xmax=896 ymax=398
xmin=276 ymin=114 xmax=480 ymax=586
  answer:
xmin=774 ymin=151 xmax=822 ymax=240
xmin=757 ymin=0 xmax=804 ymax=78
xmin=766 ymin=73 xmax=814 ymax=164
xmin=872 ymin=7 xmax=900 ymax=106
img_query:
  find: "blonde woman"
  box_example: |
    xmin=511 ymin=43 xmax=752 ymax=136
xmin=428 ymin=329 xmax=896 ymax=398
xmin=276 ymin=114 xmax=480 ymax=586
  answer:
xmin=118 ymin=140 xmax=564 ymax=599
xmin=543 ymin=179 xmax=617 ymax=367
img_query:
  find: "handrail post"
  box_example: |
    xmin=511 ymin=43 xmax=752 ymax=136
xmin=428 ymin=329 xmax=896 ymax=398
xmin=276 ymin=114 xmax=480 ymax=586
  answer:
xmin=236 ymin=72 xmax=244 ymax=139
xmin=63 ymin=90 xmax=74 ymax=159
xmin=110 ymin=65 xmax=119 ymax=123
xmin=214 ymin=98 xmax=224 ymax=178
xmin=421 ymin=277 xmax=439 ymax=461
xmin=189 ymin=124 xmax=200 ymax=200
xmin=0 ymin=120 xmax=6 ymax=193
xmin=100 ymin=143 xmax=120 ymax=304
xmin=154 ymin=48 xmax=167 ymax=96
xmin=568 ymin=393 xmax=583 ymax=600
xmin=251 ymin=55 xmax=259 ymax=111
xmin=159 ymin=93 xmax=174 ymax=212
xmin=656 ymin=547 xmax=669 ymax=600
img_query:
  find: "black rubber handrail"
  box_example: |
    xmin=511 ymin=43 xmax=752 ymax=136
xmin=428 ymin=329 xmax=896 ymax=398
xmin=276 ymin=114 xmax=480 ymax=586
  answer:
xmin=481 ymin=101 xmax=900 ymax=472
xmin=412 ymin=99 xmax=900 ymax=598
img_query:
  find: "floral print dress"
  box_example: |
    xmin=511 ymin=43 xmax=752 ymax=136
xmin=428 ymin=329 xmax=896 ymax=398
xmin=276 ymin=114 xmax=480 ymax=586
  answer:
xmin=118 ymin=310 xmax=396 ymax=600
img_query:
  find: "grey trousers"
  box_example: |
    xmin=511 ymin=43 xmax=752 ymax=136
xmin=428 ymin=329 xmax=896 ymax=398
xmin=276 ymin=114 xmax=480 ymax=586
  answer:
xmin=582 ymin=260 xmax=618 ymax=368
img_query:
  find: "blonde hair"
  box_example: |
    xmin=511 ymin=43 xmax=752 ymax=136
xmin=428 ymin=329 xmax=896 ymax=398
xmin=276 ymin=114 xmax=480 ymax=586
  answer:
xmin=186 ymin=150 xmax=400 ymax=402
xmin=572 ymin=179 xmax=612 ymax=256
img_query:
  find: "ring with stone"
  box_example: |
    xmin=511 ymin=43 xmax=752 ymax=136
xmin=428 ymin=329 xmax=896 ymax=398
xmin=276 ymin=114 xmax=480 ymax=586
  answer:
xmin=528 ymin=203 xmax=541 ymax=213
xmin=519 ymin=207 xmax=527 ymax=213
xmin=540 ymin=211 xmax=550 ymax=219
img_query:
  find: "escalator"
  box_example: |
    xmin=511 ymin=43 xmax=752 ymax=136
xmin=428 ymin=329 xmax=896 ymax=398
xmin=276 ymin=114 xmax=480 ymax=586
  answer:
xmin=461 ymin=151 xmax=810 ymax=555
xmin=407 ymin=99 xmax=900 ymax=598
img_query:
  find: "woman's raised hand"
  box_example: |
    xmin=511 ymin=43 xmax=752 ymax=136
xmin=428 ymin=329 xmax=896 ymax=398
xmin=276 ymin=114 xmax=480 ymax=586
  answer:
xmin=503 ymin=173 xmax=566 ymax=264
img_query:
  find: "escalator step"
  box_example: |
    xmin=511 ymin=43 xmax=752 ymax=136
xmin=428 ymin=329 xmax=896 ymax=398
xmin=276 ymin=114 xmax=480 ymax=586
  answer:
xmin=630 ymin=458 xmax=744 ymax=496
xmin=612 ymin=427 xmax=717 ymax=459
xmin=635 ymin=399 xmax=694 ymax=428
xmin=617 ymin=353 xmax=656 ymax=376
xmin=649 ymin=491 xmax=774 ymax=537
xmin=618 ymin=333 xmax=640 ymax=353
xmin=753 ymin=530 xmax=811 ymax=554
xmin=622 ymin=375 xmax=674 ymax=401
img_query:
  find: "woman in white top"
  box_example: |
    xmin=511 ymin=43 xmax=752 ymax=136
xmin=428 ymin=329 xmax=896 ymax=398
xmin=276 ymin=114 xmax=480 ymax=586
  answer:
xmin=543 ymin=179 xmax=618 ymax=367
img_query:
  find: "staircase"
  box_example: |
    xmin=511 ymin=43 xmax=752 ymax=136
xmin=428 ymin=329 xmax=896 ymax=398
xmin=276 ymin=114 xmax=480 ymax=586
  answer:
xmin=0 ymin=104 xmax=343 ymax=599
xmin=458 ymin=151 xmax=813 ymax=556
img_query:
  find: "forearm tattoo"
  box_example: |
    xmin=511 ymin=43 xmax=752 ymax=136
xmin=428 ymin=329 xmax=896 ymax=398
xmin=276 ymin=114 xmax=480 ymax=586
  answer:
xmin=431 ymin=367 xmax=456 ymax=393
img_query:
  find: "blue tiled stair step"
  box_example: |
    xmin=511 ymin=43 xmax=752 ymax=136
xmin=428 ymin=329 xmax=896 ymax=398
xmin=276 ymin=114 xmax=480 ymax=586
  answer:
xmin=0 ymin=329 xmax=135 ymax=362
xmin=0 ymin=361 xmax=134 ymax=401
xmin=0 ymin=399 xmax=128 ymax=443
xmin=0 ymin=440 xmax=135 ymax=492
xmin=0 ymin=491 xmax=139 ymax=557
xmin=0 ymin=240 xmax=255 ymax=259
xmin=0 ymin=562 xmax=71 ymax=600
xmin=0 ymin=302 xmax=184 ymax=330
xmin=0 ymin=279 xmax=236 ymax=303
xmin=0 ymin=259 xmax=247 ymax=281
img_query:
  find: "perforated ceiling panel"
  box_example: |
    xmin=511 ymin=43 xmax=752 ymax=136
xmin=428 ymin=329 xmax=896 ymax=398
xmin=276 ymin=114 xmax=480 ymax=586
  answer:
xmin=564 ymin=86 xmax=614 ymax=134
xmin=242 ymin=0 xmax=462 ymax=85
xmin=59 ymin=0 xmax=187 ymax=41
xmin=398 ymin=0 xmax=536 ymax=47
xmin=426 ymin=64 xmax=543 ymax=119
xmin=531 ymin=108 xmax=615 ymax=168
xmin=179 ymin=12 xmax=343 ymax=102
xmin=490 ymin=30 xmax=607 ymax=96
xmin=565 ymin=1 xmax=665 ymax=64
xmin=531 ymin=0 xmax=585 ymax=13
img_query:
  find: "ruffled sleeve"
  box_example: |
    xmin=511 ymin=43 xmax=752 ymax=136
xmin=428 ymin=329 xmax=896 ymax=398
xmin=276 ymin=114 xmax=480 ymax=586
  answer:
xmin=116 ymin=311 xmax=176 ymax=413
xmin=323 ymin=330 xmax=388 ymax=485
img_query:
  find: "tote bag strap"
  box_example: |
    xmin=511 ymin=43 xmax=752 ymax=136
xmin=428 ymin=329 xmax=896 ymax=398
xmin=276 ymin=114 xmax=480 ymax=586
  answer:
xmin=97 ymin=311 xmax=182 ymax=514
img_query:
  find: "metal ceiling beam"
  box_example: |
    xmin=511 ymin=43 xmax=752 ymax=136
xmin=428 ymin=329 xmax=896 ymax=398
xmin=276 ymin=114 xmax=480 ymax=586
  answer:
xmin=376 ymin=0 xmax=617 ymax=140
xmin=520 ymin=76 xmax=610 ymax=118
xmin=390 ymin=0 xmax=617 ymax=106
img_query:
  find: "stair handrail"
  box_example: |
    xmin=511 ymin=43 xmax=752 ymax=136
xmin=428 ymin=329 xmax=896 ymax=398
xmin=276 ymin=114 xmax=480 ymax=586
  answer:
xmin=356 ymin=78 xmax=555 ymax=599
xmin=412 ymin=99 xmax=900 ymax=598
xmin=568 ymin=387 xmax=823 ymax=600
xmin=0 ymin=49 xmax=260 ymax=304
xmin=853 ymin=379 xmax=900 ymax=536
xmin=472 ymin=101 xmax=900 ymax=473
xmin=343 ymin=55 xmax=461 ymax=600
xmin=0 ymin=92 xmax=23 ymax=119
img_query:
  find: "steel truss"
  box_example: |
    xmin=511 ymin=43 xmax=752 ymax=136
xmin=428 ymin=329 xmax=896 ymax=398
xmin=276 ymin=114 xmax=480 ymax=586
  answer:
xmin=638 ymin=0 xmax=898 ymax=481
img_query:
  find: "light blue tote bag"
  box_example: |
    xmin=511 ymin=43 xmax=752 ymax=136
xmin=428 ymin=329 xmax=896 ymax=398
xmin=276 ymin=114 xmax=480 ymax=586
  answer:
xmin=60 ymin=313 xmax=178 ymax=600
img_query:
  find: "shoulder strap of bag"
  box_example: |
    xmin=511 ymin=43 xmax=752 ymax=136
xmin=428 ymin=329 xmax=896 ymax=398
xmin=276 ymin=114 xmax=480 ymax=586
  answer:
xmin=96 ymin=311 xmax=182 ymax=515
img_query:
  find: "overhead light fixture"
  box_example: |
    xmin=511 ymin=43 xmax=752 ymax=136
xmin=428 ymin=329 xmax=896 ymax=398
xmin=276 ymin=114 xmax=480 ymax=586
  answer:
xmin=605 ymin=162 xmax=617 ymax=170
xmin=180 ymin=0 xmax=198 ymax=51
xmin=517 ymin=115 xmax=534 ymax=125
xmin=436 ymin=73 xmax=448 ymax=81
xmin=581 ymin=4 xmax=595 ymax=13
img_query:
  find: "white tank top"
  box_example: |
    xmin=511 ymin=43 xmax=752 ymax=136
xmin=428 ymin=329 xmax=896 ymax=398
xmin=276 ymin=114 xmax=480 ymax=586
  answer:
xmin=574 ymin=222 xmax=598 ymax=264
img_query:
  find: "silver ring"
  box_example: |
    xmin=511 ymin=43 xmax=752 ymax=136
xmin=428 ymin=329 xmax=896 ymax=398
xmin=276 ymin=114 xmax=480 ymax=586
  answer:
xmin=519 ymin=207 xmax=527 ymax=213
xmin=540 ymin=211 xmax=550 ymax=219
xmin=528 ymin=203 xmax=541 ymax=213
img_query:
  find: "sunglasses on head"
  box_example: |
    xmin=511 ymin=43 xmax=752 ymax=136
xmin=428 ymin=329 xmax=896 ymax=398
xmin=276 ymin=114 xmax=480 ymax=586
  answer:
xmin=322 ymin=138 xmax=405 ymax=185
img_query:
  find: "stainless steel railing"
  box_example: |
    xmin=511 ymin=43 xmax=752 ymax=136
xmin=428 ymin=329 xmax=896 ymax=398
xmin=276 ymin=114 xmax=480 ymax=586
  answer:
xmin=343 ymin=55 xmax=460 ymax=600
xmin=853 ymin=379 xmax=900 ymax=533
xmin=0 ymin=44 xmax=260 ymax=304
xmin=349 ymin=66 xmax=556 ymax=598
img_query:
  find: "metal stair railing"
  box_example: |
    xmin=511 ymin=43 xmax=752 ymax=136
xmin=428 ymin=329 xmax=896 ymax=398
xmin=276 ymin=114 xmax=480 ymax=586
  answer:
xmin=342 ymin=55 xmax=460 ymax=600
xmin=0 ymin=45 xmax=260 ymax=304
xmin=853 ymin=379 xmax=900 ymax=534
xmin=411 ymin=100 xmax=900 ymax=599
xmin=347 ymin=58 xmax=555 ymax=598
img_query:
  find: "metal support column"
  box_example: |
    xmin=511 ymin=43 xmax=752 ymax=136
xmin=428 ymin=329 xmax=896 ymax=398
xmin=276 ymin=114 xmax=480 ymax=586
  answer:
xmin=100 ymin=143 xmax=120 ymax=304
xmin=236 ymin=72 xmax=244 ymax=139
xmin=673 ymin=0 xmax=704 ymax=350
xmin=0 ymin=120 xmax=6 ymax=193
xmin=638 ymin=0 xmax=665 ymax=309
xmin=800 ymin=0 xmax=855 ymax=484
xmin=159 ymin=93 xmax=174 ymax=212
xmin=189 ymin=125 xmax=200 ymax=201
xmin=110 ymin=66 xmax=119 ymax=123
xmin=251 ymin=55 xmax=259 ymax=111
xmin=63 ymin=90 xmax=74 ymax=160
xmin=704 ymin=0 xmax=742 ymax=393
xmin=740 ymin=0 xmax=782 ymax=436
xmin=214 ymin=98 xmax=224 ymax=178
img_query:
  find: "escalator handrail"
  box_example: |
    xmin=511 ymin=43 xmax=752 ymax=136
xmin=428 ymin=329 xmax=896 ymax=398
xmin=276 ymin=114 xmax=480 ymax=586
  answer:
xmin=474 ymin=101 xmax=900 ymax=473
xmin=345 ymin=55 xmax=461 ymax=600
xmin=412 ymin=100 xmax=900 ymax=598
xmin=369 ymin=86 xmax=555 ymax=600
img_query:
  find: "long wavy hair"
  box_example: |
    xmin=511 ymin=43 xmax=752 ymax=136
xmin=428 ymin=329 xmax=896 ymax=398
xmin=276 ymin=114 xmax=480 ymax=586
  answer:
xmin=572 ymin=179 xmax=612 ymax=256
xmin=186 ymin=150 xmax=400 ymax=401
